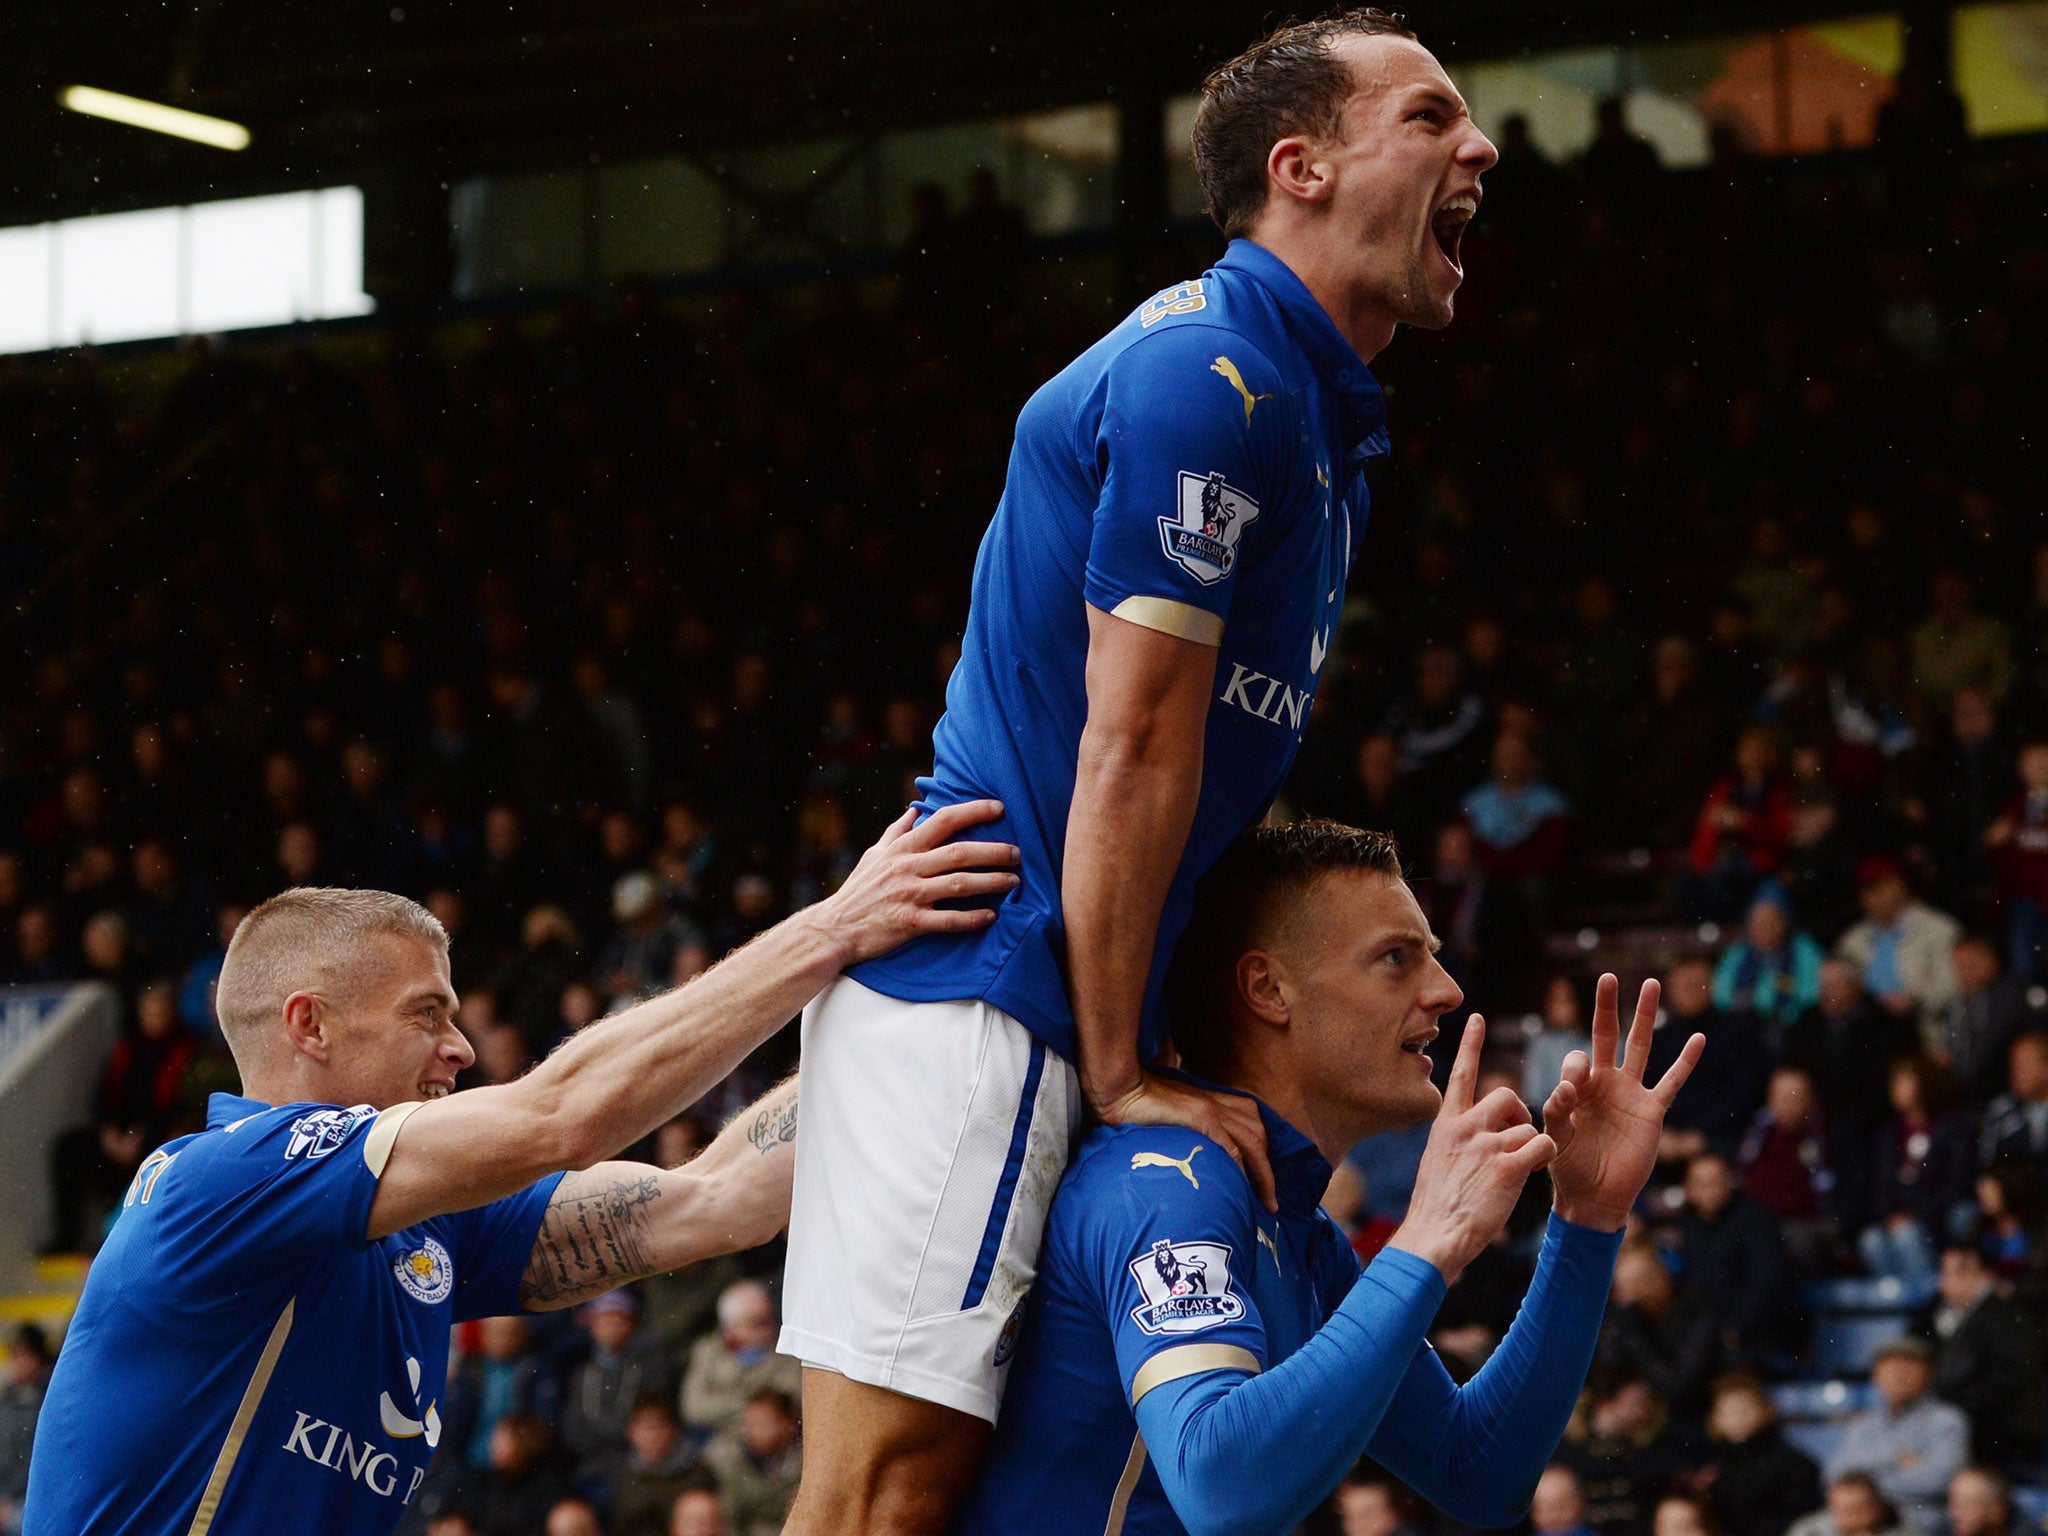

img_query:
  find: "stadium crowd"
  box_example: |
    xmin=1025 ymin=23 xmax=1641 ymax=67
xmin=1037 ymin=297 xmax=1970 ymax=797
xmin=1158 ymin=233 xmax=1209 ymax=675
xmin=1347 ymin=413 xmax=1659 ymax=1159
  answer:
xmin=4 ymin=96 xmax=2048 ymax=1536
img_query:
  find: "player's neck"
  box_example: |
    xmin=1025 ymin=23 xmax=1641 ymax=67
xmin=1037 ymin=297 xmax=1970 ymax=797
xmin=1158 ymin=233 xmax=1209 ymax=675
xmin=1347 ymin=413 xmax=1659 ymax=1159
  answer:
xmin=1240 ymin=229 xmax=1396 ymax=363
xmin=1217 ymin=1052 xmax=1369 ymax=1170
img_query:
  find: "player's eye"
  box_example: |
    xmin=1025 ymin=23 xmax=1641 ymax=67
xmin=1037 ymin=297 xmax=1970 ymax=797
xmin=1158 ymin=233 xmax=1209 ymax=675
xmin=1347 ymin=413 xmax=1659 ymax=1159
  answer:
xmin=1409 ymin=108 xmax=1440 ymax=124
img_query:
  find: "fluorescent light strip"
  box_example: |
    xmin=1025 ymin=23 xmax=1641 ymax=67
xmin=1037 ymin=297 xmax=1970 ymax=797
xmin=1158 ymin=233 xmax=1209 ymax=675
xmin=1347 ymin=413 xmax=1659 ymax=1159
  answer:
xmin=59 ymin=86 xmax=249 ymax=151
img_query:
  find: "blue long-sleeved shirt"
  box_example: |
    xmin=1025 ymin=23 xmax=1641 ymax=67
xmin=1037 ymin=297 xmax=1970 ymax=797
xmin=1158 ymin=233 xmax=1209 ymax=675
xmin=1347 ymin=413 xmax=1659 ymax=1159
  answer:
xmin=960 ymin=1098 xmax=1622 ymax=1536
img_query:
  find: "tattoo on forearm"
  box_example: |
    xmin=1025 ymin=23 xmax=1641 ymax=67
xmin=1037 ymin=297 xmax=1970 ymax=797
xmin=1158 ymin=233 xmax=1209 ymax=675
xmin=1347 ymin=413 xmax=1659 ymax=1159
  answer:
xmin=518 ymin=1170 xmax=661 ymax=1308
xmin=747 ymin=1091 xmax=798 ymax=1154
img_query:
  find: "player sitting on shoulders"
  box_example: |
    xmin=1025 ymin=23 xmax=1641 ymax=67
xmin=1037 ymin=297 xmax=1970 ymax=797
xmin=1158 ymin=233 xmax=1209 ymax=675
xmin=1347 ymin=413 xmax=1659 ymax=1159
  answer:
xmin=23 ymin=802 xmax=1014 ymax=1536
xmin=962 ymin=821 xmax=1705 ymax=1536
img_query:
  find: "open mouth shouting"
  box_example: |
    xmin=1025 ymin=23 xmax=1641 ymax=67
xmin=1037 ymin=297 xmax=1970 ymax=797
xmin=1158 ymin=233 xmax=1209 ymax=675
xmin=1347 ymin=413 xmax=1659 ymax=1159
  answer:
xmin=1431 ymin=190 xmax=1478 ymax=275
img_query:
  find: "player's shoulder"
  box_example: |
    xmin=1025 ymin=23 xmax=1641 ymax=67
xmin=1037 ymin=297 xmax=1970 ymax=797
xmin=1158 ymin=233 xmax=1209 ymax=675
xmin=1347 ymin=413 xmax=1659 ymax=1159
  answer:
xmin=1105 ymin=301 xmax=1287 ymax=398
xmin=1063 ymin=1122 xmax=1259 ymax=1235
xmin=177 ymin=1099 xmax=380 ymax=1176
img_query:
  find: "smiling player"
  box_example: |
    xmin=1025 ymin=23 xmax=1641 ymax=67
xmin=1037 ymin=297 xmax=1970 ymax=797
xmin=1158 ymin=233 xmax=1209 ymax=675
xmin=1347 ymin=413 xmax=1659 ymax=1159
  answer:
xmin=781 ymin=13 xmax=1502 ymax=1533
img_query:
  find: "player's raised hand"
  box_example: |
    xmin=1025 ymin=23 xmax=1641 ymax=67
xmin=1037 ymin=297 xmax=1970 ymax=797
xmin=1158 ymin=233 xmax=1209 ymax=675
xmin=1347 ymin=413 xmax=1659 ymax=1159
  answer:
xmin=1100 ymin=1072 xmax=1277 ymax=1214
xmin=1542 ymin=973 xmax=1705 ymax=1232
xmin=818 ymin=800 xmax=1021 ymax=966
xmin=1388 ymin=1016 xmax=1557 ymax=1285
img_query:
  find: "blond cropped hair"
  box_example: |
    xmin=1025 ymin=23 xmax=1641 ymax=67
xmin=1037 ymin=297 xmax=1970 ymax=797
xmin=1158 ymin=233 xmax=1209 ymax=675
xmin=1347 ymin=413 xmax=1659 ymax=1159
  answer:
xmin=216 ymin=888 xmax=447 ymax=1069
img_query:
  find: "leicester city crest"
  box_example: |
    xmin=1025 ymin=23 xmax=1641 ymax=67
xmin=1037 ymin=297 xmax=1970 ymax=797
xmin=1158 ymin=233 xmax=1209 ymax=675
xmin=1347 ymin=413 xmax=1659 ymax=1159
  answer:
xmin=393 ymin=1236 xmax=454 ymax=1305
xmin=1159 ymin=471 xmax=1259 ymax=586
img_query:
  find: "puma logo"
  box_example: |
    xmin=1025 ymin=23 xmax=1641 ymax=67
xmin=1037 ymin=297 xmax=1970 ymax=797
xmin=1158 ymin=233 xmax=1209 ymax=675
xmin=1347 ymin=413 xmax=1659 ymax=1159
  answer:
xmin=1131 ymin=1148 xmax=1203 ymax=1189
xmin=1256 ymin=1227 xmax=1282 ymax=1272
xmin=1211 ymin=357 xmax=1273 ymax=424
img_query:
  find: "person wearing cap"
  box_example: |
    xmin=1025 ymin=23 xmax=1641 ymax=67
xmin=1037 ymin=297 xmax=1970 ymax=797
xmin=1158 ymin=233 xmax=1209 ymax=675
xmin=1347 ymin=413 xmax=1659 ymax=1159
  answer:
xmin=1823 ymin=1337 xmax=1969 ymax=1536
xmin=562 ymin=1289 xmax=672 ymax=1488
xmin=597 ymin=871 xmax=708 ymax=1008
xmin=1836 ymin=859 xmax=1962 ymax=1022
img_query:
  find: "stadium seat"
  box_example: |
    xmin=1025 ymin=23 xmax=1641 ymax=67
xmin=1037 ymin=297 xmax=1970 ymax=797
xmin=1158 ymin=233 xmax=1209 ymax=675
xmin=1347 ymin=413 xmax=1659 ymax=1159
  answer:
xmin=1768 ymin=1380 xmax=1875 ymax=1421
xmin=1806 ymin=1313 xmax=1918 ymax=1376
xmin=1800 ymin=1276 xmax=1939 ymax=1314
xmin=2011 ymin=1487 xmax=2048 ymax=1530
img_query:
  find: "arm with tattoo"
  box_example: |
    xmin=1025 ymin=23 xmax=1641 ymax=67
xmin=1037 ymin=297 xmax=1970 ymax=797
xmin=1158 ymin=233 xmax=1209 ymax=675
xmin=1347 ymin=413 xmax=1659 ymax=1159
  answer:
xmin=518 ymin=1075 xmax=801 ymax=1311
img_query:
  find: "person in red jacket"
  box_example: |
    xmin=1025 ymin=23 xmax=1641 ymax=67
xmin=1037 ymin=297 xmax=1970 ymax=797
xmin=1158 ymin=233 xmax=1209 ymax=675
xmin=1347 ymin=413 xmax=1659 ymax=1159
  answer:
xmin=1689 ymin=727 xmax=1794 ymax=921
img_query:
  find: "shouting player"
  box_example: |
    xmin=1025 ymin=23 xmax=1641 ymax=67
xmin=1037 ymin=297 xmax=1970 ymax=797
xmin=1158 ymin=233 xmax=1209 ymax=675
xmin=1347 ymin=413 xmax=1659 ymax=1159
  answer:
xmin=21 ymin=802 xmax=1013 ymax=1536
xmin=965 ymin=822 xmax=1706 ymax=1535
xmin=782 ymin=11 xmax=1496 ymax=1532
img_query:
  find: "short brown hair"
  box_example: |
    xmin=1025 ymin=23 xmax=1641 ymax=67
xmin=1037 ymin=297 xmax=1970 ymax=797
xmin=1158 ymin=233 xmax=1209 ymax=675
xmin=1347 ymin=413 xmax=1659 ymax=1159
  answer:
xmin=1193 ymin=9 xmax=1418 ymax=239
xmin=1165 ymin=819 xmax=1404 ymax=1073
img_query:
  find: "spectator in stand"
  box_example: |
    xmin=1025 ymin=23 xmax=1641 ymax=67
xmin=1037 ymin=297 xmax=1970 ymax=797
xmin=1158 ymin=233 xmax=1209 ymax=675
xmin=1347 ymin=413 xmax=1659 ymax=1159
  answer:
xmin=1344 ymin=733 xmax=1435 ymax=870
xmin=1736 ymin=1066 xmax=1836 ymax=1271
xmin=679 ymin=1281 xmax=801 ymax=1441
xmin=1651 ymin=960 xmax=1770 ymax=1165
xmin=1460 ymin=727 xmax=1571 ymax=888
xmin=445 ymin=1315 xmax=552 ymax=1477
xmin=176 ymin=903 xmax=243 ymax=1044
xmin=1333 ymin=1470 xmax=1427 ymax=1536
xmin=562 ymin=1290 xmax=673 ymax=1489
xmin=1788 ymin=1473 xmax=1909 ymax=1536
xmin=668 ymin=1481 xmax=728 ymax=1536
xmin=46 ymin=977 xmax=197 ymax=1251
xmin=1688 ymin=727 xmax=1793 ymax=921
xmin=1596 ymin=1243 xmax=1721 ymax=1414
xmin=1617 ymin=637 xmax=1737 ymax=852
xmin=1864 ymin=1056 xmax=1977 ymax=1283
xmin=1825 ymin=1338 xmax=1970 ymax=1536
xmin=1986 ymin=740 xmax=2048 ymax=984
xmin=1943 ymin=1468 xmax=2020 ymax=1536
xmin=545 ymin=1497 xmax=605 ymax=1536
xmin=1922 ymin=1244 xmax=2043 ymax=1469
xmin=1678 ymin=1152 xmax=1794 ymax=1359
xmin=1909 ymin=572 xmax=2014 ymax=715
xmin=1839 ymin=859 xmax=1963 ymax=1024
xmin=1931 ymin=937 xmax=2035 ymax=1108
xmin=702 ymin=1389 xmax=800 ymax=1536
xmin=1556 ymin=1370 xmax=1692 ymax=1536
xmin=1978 ymin=1031 xmax=2048 ymax=1180
xmin=1525 ymin=974 xmax=1597 ymax=1112
xmin=612 ymin=1396 xmax=701 ymax=1536
xmin=1652 ymin=1495 xmax=1717 ymax=1536
xmin=1380 ymin=643 xmax=1492 ymax=830
xmin=1714 ymin=893 xmax=1826 ymax=1046
xmin=1972 ymin=1160 xmax=2046 ymax=1283
xmin=460 ymin=1414 xmax=575 ymax=1536
xmin=0 ymin=1326 xmax=51 ymax=1536
xmin=1578 ymin=96 xmax=1664 ymax=190
xmin=595 ymin=873 xmax=705 ymax=1009
xmin=1418 ymin=819 xmax=1537 ymax=1014
xmin=1694 ymin=1371 xmax=1822 ymax=1536
xmin=1785 ymin=962 xmax=1915 ymax=1229
xmin=1532 ymin=1465 xmax=1598 ymax=1536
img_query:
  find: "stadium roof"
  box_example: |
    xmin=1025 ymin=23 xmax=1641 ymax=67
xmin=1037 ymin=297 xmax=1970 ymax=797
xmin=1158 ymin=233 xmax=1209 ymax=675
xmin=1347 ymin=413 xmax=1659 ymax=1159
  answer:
xmin=3 ymin=0 xmax=1916 ymax=227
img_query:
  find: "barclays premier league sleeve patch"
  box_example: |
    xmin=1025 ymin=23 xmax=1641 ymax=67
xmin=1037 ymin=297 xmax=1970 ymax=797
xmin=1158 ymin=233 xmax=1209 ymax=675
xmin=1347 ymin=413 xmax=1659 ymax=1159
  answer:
xmin=1158 ymin=471 xmax=1259 ymax=586
xmin=284 ymin=1105 xmax=378 ymax=1160
xmin=1128 ymin=1238 xmax=1246 ymax=1336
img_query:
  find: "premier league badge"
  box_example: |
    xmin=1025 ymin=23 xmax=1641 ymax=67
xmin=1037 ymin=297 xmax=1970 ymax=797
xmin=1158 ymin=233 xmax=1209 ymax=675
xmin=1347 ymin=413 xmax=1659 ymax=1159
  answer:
xmin=1159 ymin=470 xmax=1259 ymax=586
xmin=1128 ymin=1238 xmax=1246 ymax=1336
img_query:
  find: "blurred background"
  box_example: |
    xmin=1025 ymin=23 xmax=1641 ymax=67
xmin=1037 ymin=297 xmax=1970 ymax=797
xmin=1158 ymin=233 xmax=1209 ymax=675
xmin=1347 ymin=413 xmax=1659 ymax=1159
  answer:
xmin=2 ymin=3 xmax=2048 ymax=1535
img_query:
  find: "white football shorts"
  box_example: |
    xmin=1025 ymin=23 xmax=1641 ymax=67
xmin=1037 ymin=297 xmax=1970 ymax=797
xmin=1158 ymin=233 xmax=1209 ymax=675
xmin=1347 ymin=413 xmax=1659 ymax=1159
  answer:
xmin=779 ymin=975 xmax=1080 ymax=1423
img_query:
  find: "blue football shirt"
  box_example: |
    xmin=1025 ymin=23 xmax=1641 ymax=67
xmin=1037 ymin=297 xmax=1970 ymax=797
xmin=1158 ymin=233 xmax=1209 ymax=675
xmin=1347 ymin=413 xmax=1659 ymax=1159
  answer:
xmin=961 ymin=1104 xmax=1379 ymax=1536
xmin=850 ymin=238 xmax=1390 ymax=1063
xmin=24 ymin=1093 xmax=561 ymax=1536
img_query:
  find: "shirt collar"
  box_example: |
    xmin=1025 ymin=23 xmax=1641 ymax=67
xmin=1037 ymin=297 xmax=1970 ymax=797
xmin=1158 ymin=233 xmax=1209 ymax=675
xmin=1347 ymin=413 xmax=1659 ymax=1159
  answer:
xmin=1215 ymin=238 xmax=1390 ymax=471
xmin=206 ymin=1091 xmax=268 ymax=1127
xmin=1161 ymin=1068 xmax=1336 ymax=1219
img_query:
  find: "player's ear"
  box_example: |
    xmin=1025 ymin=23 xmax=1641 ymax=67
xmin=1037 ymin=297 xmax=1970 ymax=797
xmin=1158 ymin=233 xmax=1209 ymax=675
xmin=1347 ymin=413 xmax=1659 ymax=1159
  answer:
xmin=1235 ymin=949 xmax=1292 ymax=1030
xmin=1267 ymin=135 xmax=1334 ymax=212
xmin=281 ymin=990 xmax=332 ymax=1064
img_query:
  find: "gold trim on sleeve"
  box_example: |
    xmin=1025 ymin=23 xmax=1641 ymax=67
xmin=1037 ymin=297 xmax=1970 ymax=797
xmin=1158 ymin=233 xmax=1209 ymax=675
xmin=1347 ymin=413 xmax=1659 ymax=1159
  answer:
xmin=363 ymin=1099 xmax=428 ymax=1178
xmin=185 ymin=1298 xmax=295 ymax=1536
xmin=1129 ymin=1342 xmax=1262 ymax=1405
xmin=1102 ymin=1432 xmax=1149 ymax=1536
xmin=1108 ymin=596 xmax=1224 ymax=647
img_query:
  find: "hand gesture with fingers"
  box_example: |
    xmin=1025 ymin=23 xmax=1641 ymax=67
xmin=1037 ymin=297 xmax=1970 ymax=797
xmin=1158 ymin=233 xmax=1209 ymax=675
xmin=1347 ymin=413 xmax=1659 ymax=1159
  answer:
xmin=1389 ymin=1016 xmax=1559 ymax=1285
xmin=818 ymin=800 xmax=1022 ymax=967
xmin=1541 ymin=973 xmax=1705 ymax=1232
